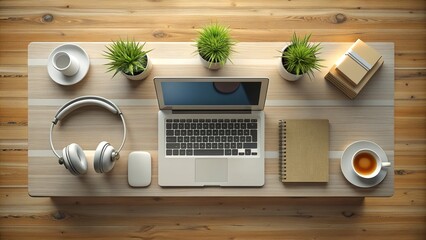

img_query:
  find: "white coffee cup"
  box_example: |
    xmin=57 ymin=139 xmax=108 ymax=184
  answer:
xmin=52 ymin=51 xmax=80 ymax=76
xmin=352 ymin=149 xmax=391 ymax=179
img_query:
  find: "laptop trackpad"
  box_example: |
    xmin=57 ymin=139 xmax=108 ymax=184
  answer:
xmin=195 ymin=158 xmax=228 ymax=183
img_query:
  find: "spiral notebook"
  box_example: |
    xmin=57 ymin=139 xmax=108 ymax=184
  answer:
xmin=279 ymin=119 xmax=329 ymax=183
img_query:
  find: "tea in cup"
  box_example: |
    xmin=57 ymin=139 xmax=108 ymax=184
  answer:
xmin=352 ymin=149 xmax=391 ymax=179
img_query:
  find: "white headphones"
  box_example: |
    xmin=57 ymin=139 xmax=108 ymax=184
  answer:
xmin=49 ymin=96 xmax=127 ymax=175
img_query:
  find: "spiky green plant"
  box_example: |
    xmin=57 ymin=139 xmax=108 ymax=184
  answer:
xmin=195 ymin=23 xmax=236 ymax=67
xmin=282 ymin=33 xmax=323 ymax=79
xmin=104 ymin=39 xmax=152 ymax=77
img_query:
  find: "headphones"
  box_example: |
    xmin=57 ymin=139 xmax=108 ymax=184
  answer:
xmin=49 ymin=96 xmax=127 ymax=175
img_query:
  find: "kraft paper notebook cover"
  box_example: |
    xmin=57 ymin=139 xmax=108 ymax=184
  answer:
xmin=279 ymin=119 xmax=329 ymax=183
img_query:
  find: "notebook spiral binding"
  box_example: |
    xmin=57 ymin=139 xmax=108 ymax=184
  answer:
xmin=278 ymin=120 xmax=287 ymax=181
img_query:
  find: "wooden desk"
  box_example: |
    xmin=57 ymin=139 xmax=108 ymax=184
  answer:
xmin=28 ymin=42 xmax=394 ymax=197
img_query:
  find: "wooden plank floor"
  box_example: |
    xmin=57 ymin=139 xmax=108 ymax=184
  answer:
xmin=0 ymin=0 xmax=425 ymax=239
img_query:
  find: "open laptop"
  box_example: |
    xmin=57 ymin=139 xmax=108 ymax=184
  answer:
xmin=154 ymin=77 xmax=269 ymax=187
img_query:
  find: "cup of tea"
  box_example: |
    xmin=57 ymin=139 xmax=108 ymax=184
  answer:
xmin=352 ymin=149 xmax=391 ymax=179
xmin=52 ymin=51 xmax=80 ymax=76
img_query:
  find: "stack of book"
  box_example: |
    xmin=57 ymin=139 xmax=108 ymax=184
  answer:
xmin=325 ymin=39 xmax=384 ymax=99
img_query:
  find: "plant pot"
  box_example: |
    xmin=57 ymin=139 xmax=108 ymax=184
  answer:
xmin=122 ymin=55 xmax=153 ymax=80
xmin=199 ymin=55 xmax=222 ymax=70
xmin=278 ymin=45 xmax=303 ymax=81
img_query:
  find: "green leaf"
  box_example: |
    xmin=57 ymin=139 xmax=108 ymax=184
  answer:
xmin=195 ymin=23 xmax=236 ymax=66
xmin=103 ymin=38 xmax=152 ymax=77
xmin=281 ymin=32 xmax=324 ymax=79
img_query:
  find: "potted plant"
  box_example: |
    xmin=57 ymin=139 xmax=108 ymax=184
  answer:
xmin=195 ymin=23 xmax=236 ymax=70
xmin=104 ymin=39 xmax=153 ymax=80
xmin=278 ymin=33 xmax=323 ymax=81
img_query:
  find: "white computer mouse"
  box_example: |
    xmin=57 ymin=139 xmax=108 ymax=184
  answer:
xmin=128 ymin=151 xmax=151 ymax=187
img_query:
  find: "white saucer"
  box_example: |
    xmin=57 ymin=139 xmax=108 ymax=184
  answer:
xmin=341 ymin=140 xmax=389 ymax=188
xmin=47 ymin=44 xmax=90 ymax=86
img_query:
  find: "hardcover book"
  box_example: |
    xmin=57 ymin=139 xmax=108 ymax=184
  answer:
xmin=325 ymin=39 xmax=384 ymax=99
xmin=335 ymin=39 xmax=382 ymax=86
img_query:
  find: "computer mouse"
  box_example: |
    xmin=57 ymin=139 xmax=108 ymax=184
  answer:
xmin=128 ymin=151 xmax=151 ymax=187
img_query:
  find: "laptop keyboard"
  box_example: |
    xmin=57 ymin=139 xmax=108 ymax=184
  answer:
xmin=165 ymin=118 xmax=258 ymax=156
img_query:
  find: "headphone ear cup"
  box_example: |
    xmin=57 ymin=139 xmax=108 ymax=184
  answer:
xmin=94 ymin=141 xmax=116 ymax=173
xmin=62 ymin=143 xmax=88 ymax=175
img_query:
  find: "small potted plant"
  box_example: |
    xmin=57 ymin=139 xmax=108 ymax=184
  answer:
xmin=278 ymin=33 xmax=323 ymax=81
xmin=195 ymin=23 xmax=236 ymax=70
xmin=104 ymin=39 xmax=153 ymax=80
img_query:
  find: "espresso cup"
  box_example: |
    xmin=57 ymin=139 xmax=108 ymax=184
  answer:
xmin=351 ymin=149 xmax=391 ymax=179
xmin=52 ymin=51 xmax=80 ymax=76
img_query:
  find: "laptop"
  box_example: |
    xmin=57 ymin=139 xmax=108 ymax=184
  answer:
xmin=154 ymin=77 xmax=269 ymax=187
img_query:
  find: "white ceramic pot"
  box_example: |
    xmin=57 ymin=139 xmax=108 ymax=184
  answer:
xmin=199 ymin=55 xmax=222 ymax=70
xmin=278 ymin=45 xmax=303 ymax=81
xmin=122 ymin=55 xmax=153 ymax=80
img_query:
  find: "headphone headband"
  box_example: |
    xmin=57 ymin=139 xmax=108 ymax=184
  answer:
xmin=49 ymin=96 xmax=127 ymax=161
xmin=52 ymin=95 xmax=122 ymax=124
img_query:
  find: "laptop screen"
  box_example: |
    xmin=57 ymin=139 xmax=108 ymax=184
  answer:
xmin=154 ymin=77 xmax=269 ymax=110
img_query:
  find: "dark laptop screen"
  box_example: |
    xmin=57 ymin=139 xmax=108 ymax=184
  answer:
xmin=161 ymin=81 xmax=261 ymax=106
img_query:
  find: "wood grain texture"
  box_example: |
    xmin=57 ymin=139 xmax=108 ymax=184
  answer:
xmin=0 ymin=0 xmax=425 ymax=239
